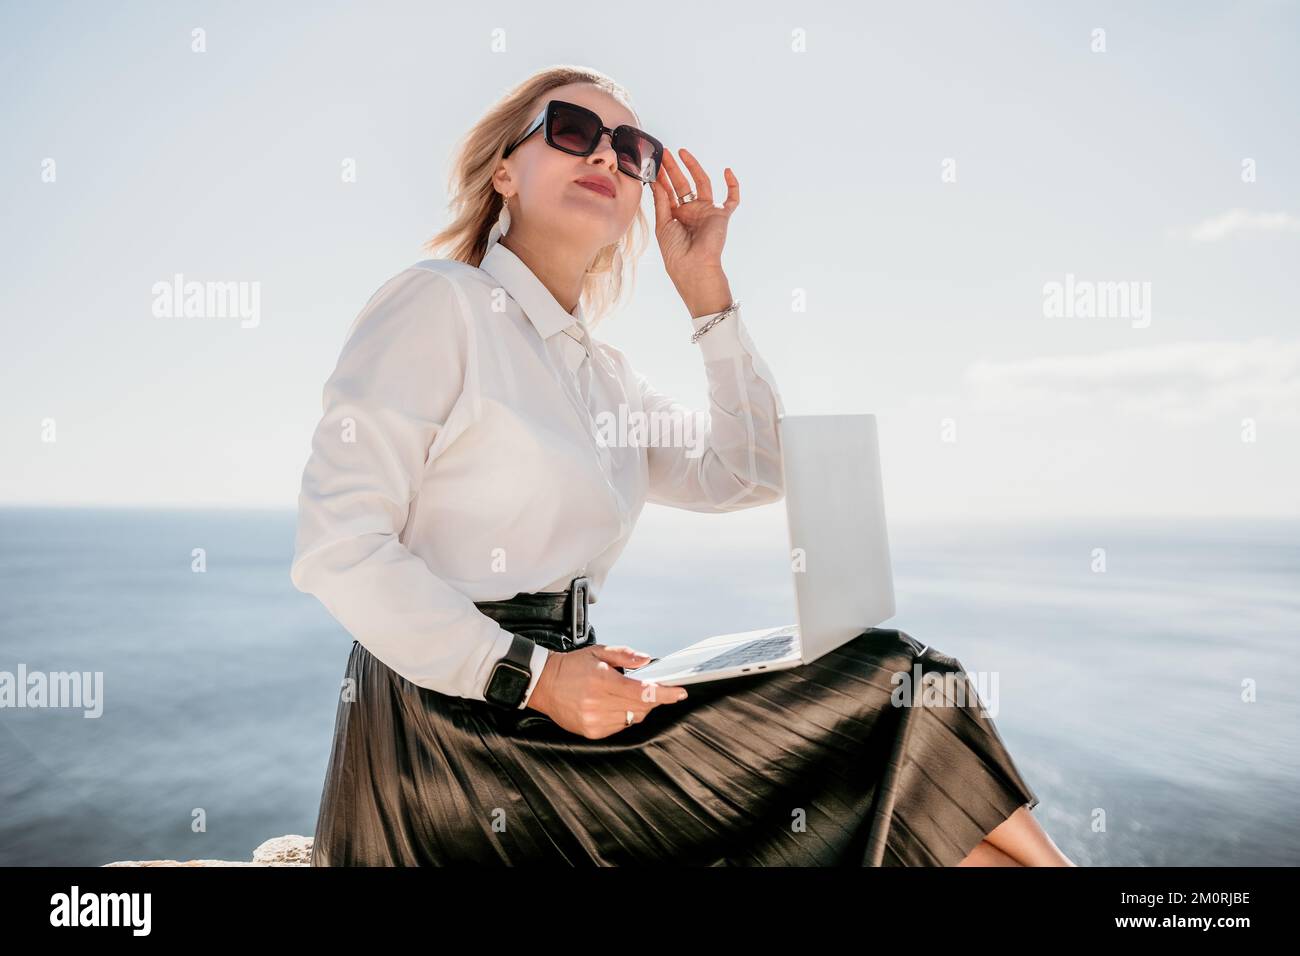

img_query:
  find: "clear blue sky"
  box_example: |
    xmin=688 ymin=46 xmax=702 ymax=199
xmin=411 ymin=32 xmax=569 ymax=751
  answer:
xmin=2 ymin=0 xmax=1296 ymax=518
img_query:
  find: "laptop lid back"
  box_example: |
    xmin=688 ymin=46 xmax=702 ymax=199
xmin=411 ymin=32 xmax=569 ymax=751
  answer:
xmin=780 ymin=413 xmax=896 ymax=662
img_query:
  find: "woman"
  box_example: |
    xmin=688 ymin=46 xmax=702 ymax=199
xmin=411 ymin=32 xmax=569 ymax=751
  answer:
xmin=291 ymin=65 xmax=1073 ymax=866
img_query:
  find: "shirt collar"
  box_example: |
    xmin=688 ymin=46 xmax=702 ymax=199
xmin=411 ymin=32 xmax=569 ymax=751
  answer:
xmin=479 ymin=240 xmax=591 ymax=359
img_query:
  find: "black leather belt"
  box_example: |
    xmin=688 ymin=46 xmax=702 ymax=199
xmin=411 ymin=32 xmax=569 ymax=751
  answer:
xmin=473 ymin=575 xmax=594 ymax=652
xmin=567 ymin=575 xmax=591 ymax=649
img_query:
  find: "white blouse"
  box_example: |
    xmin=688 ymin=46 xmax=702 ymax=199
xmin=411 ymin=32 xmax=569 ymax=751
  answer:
xmin=290 ymin=239 xmax=786 ymax=709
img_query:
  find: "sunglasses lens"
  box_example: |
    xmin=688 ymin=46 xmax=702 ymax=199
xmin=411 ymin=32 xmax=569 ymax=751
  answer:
xmin=546 ymin=103 xmax=662 ymax=183
xmin=614 ymin=130 xmax=660 ymax=182
xmin=550 ymin=105 xmax=601 ymax=153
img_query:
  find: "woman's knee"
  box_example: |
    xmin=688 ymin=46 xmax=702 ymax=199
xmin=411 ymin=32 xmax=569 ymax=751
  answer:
xmin=860 ymin=627 xmax=934 ymax=663
xmin=884 ymin=631 xmax=976 ymax=693
xmin=893 ymin=629 xmax=930 ymax=658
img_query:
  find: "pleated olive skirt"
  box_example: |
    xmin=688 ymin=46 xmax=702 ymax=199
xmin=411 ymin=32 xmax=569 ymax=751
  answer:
xmin=309 ymin=592 xmax=1040 ymax=866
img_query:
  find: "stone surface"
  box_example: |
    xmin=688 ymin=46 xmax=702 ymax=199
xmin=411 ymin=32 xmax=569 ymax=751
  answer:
xmin=102 ymin=834 xmax=313 ymax=867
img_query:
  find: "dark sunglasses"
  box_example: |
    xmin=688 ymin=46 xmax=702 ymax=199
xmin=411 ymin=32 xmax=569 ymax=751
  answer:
xmin=502 ymin=99 xmax=664 ymax=185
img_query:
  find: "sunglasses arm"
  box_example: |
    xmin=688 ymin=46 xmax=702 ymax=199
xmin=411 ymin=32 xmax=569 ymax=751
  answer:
xmin=503 ymin=107 xmax=547 ymax=159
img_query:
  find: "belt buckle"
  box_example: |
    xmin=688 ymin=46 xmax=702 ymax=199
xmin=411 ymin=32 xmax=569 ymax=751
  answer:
xmin=569 ymin=576 xmax=590 ymax=647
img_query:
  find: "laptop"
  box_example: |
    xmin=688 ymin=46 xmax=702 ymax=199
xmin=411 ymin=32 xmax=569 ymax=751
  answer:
xmin=621 ymin=413 xmax=901 ymax=687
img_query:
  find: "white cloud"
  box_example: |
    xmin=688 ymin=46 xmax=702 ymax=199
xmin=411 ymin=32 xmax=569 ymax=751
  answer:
xmin=1174 ymin=208 xmax=1300 ymax=242
xmin=964 ymin=338 xmax=1300 ymax=424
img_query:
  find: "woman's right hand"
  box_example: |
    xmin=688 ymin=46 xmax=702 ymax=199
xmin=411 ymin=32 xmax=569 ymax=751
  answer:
xmin=526 ymin=643 xmax=688 ymax=739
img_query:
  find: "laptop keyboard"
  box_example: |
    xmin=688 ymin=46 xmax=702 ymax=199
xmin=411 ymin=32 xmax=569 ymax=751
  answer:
xmin=689 ymin=626 xmax=799 ymax=673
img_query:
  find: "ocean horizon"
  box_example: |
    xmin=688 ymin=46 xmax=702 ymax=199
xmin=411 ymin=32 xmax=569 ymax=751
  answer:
xmin=1 ymin=506 xmax=1296 ymax=866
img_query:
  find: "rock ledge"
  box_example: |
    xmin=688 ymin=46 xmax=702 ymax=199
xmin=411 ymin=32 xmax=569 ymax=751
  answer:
xmin=103 ymin=835 xmax=313 ymax=867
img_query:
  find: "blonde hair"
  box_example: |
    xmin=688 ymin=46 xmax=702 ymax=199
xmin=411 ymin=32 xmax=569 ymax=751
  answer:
xmin=422 ymin=66 xmax=652 ymax=330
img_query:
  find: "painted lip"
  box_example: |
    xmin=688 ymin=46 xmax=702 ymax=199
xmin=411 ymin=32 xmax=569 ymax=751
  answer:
xmin=574 ymin=175 xmax=617 ymax=198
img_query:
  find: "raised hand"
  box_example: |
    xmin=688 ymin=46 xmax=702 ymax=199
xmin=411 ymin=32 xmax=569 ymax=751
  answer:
xmin=650 ymin=147 xmax=739 ymax=318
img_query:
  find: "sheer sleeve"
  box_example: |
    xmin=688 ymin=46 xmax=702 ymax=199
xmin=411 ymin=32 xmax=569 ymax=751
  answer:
xmin=290 ymin=266 xmax=549 ymax=707
xmin=634 ymin=305 xmax=786 ymax=513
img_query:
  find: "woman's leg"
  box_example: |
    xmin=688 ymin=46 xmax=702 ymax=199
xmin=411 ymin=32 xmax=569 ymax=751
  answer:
xmin=891 ymin=632 xmax=1074 ymax=868
xmin=956 ymin=839 xmax=1023 ymax=866
xmin=981 ymin=806 xmax=1076 ymax=866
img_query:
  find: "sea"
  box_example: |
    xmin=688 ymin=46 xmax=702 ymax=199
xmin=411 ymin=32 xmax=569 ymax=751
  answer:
xmin=1 ymin=506 xmax=1296 ymax=866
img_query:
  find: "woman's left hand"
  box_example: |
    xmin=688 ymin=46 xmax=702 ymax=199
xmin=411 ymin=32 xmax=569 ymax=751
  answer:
xmin=650 ymin=147 xmax=738 ymax=318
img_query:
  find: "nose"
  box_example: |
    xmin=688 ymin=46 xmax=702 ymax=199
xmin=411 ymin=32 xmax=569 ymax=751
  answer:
xmin=588 ymin=130 xmax=619 ymax=169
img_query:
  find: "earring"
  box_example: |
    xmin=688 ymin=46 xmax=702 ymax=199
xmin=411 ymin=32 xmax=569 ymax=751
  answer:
xmin=487 ymin=194 xmax=512 ymax=249
xmin=586 ymin=241 xmax=622 ymax=276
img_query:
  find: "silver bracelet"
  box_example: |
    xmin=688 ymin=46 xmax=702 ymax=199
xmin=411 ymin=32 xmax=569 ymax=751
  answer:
xmin=690 ymin=301 xmax=739 ymax=344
